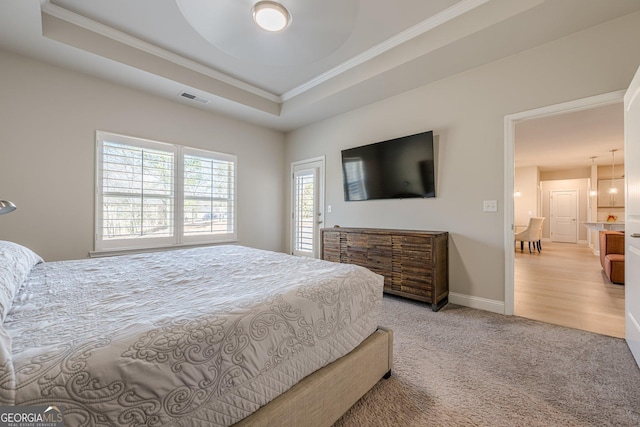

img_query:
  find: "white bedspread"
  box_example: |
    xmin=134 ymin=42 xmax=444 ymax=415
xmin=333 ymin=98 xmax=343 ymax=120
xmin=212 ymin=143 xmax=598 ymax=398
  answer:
xmin=1 ymin=245 xmax=383 ymax=426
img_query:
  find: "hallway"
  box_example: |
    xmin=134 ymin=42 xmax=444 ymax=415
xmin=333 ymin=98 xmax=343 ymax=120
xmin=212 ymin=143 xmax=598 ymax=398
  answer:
xmin=514 ymin=241 xmax=625 ymax=338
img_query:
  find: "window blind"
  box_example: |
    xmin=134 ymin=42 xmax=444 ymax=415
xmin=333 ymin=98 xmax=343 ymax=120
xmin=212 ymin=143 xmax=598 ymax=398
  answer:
xmin=101 ymin=142 xmax=175 ymax=240
xmin=95 ymin=131 xmax=237 ymax=251
xmin=294 ymin=172 xmax=314 ymax=252
xmin=183 ymin=153 xmax=235 ymax=237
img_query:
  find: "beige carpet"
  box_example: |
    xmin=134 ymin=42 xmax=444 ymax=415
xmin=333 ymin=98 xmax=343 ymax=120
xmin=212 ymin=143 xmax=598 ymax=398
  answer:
xmin=334 ymin=296 xmax=640 ymax=426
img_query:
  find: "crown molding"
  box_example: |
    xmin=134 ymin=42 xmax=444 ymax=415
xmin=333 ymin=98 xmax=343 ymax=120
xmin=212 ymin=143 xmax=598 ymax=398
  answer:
xmin=281 ymin=0 xmax=491 ymax=101
xmin=41 ymin=0 xmax=490 ymax=105
xmin=40 ymin=1 xmax=282 ymax=103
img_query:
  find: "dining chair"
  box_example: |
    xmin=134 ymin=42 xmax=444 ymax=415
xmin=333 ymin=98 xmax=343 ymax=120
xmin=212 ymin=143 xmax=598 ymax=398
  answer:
xmin=515 ymin=217 xmax=545 ymax=253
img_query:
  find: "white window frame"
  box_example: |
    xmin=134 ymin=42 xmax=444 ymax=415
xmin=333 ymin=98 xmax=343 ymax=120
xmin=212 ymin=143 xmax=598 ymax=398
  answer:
xmin=182 ymin=146 xmax=237 ymax=245
xmin=95 ymin=131 xmax=237 ymax=253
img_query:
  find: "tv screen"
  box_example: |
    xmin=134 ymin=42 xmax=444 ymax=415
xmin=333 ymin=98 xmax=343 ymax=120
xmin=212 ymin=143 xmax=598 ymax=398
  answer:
xmin=341 ymin=130 xmax=435 ymax=201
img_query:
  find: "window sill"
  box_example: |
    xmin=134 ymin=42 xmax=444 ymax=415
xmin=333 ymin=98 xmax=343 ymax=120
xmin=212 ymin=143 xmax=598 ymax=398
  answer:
xmin=89 ymin=240 xmax=239 ymax=258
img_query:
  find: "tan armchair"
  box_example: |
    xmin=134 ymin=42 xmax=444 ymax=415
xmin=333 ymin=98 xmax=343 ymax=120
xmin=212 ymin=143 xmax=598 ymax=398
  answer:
xmin=515 ymin=217 xmax=545 ymax=253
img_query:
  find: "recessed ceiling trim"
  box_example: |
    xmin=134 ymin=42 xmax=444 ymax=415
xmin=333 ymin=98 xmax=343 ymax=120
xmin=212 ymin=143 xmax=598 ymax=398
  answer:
xmin=281 ymin=0 xmax=491 ymax=101
xmin=176 ymin=0 xmax=358 ymax=67
xmin=41 ymin=10 xmax=281 ymax=116
xmin=41 ymin=2 xmax=281 ymax=103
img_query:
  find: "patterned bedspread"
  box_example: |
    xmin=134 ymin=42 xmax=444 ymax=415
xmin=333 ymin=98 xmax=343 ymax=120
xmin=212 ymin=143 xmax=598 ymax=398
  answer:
xmin=0 ymin=245 xmax=383 ymax=426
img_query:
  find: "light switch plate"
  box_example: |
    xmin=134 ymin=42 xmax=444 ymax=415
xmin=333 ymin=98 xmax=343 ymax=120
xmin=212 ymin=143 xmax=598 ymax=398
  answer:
xmin=483 ymin=200 xmax=498 ymax=212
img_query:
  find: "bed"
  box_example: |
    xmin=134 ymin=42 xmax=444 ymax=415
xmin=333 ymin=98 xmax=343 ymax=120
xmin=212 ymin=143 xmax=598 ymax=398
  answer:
xmin=0 ymin=241 xmax=392 ymax=426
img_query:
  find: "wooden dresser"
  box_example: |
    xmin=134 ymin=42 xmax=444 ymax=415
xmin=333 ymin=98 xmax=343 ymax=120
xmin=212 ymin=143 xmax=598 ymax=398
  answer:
xmin=321 ymin=227 xmax=448 ymax=311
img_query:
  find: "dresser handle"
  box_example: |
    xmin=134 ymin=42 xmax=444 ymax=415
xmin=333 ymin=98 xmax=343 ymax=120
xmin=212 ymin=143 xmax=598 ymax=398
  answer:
xmin=632 ymin=233 xmax=640 ymax=238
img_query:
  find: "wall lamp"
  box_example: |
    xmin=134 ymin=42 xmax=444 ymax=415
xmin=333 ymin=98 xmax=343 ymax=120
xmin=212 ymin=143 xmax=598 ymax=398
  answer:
xmin=0 ymin=200 xmax=17 ymax=215
xmin=608 ymin=149 xmax=618 ymax=194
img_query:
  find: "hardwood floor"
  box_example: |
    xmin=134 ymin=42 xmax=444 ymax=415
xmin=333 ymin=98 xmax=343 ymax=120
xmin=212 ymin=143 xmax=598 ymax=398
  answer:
xmin=514 ymin=241 xmax=625 ymax=338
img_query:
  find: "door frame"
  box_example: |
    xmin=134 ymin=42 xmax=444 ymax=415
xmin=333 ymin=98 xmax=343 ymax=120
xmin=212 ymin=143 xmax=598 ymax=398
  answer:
xmin=290 ymin=156 xmax=325 ymax=258
xmin=503 ymin=90 xmax=624 ymax=315
xmin=624 ymin=65 xmax=640 ymax=367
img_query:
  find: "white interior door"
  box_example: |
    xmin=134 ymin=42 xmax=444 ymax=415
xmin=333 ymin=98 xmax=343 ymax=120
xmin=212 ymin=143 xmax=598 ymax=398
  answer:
xmin=624 ymin=65 xmax=640 ymax=367
xmin=550 ymin=189 xmax=578 ymax=243
xmin=291 ymin=158 xmax=325 ymax=258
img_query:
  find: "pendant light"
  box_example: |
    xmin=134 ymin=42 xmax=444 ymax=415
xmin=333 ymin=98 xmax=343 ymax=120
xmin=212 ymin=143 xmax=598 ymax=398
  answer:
xmin=609 ymin=149 xmax=618 ymax=194
xmin=589 ymin=156 xmax=597 ymax=197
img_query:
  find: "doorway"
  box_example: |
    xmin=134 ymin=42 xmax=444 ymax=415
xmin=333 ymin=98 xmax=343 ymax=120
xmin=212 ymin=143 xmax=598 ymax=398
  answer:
xmin=291 ymin=157 xmax=325 ymax=258
xmin=504 ymin=91 xmax=625 ymax=321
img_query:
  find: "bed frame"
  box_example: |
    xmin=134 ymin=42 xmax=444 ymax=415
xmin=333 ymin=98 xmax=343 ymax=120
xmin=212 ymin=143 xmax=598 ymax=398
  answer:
xmin=235 ymin=327 xmax=393 ymax=426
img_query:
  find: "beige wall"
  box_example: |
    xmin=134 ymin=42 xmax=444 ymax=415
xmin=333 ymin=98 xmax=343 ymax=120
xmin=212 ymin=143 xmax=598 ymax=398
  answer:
xmin=540 ymin=168 xmax=590 ymax=181
xmin=514 ymin=166 xmax=539 ymax=228
xmin=284 ymin=12 xmax=640 ymax=307
xmin=0 ymin=50 xmax=286 ymax=261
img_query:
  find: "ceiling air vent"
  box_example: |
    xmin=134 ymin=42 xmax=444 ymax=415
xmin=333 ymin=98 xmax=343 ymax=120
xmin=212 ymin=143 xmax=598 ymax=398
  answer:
xmin=179 ymin=92 xmax=211 ymax=104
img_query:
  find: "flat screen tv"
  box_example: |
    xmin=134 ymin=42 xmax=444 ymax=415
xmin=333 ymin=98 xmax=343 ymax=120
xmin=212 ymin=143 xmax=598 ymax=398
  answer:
xmin=341 ymin=130 xmax=435 ymax=201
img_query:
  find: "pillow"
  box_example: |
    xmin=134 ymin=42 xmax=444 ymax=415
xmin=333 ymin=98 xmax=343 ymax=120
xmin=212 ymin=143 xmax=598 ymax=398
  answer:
xmin=0 ymin=241 xmax=43 ymax=323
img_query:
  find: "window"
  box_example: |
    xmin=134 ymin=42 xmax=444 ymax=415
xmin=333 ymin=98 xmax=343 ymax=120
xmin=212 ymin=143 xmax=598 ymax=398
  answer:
xmin=96 ymin=131 xmax=236 ymax=251
xmin=291 ymin=157 xmax=324 ymax=258
xmin=293 ymin=169 xmax=315 ymax=253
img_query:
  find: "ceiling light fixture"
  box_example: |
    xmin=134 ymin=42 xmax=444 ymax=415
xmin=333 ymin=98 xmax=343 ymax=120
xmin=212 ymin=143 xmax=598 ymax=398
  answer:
xmin=252 ymin=1 xmax=290 ymax=32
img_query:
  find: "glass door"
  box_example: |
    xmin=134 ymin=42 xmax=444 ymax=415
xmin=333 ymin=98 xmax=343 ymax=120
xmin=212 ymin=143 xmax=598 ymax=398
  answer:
xmin=291 ymin=158 xmax=324 ymax=257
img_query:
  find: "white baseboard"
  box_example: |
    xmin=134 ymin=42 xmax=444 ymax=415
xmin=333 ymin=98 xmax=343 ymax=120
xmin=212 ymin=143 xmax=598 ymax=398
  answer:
xmin=449 ymin=292 xmax=505 ymax=314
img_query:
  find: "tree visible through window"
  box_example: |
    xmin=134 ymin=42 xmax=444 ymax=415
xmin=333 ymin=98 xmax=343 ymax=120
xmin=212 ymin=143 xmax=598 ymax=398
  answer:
xmin=96 ymin=131 xmax=236 ymax=251
xmin=183 ymin=154 xmax=235 ymax=237
xmin=101 ymin=142 xmax=175 ymax=240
